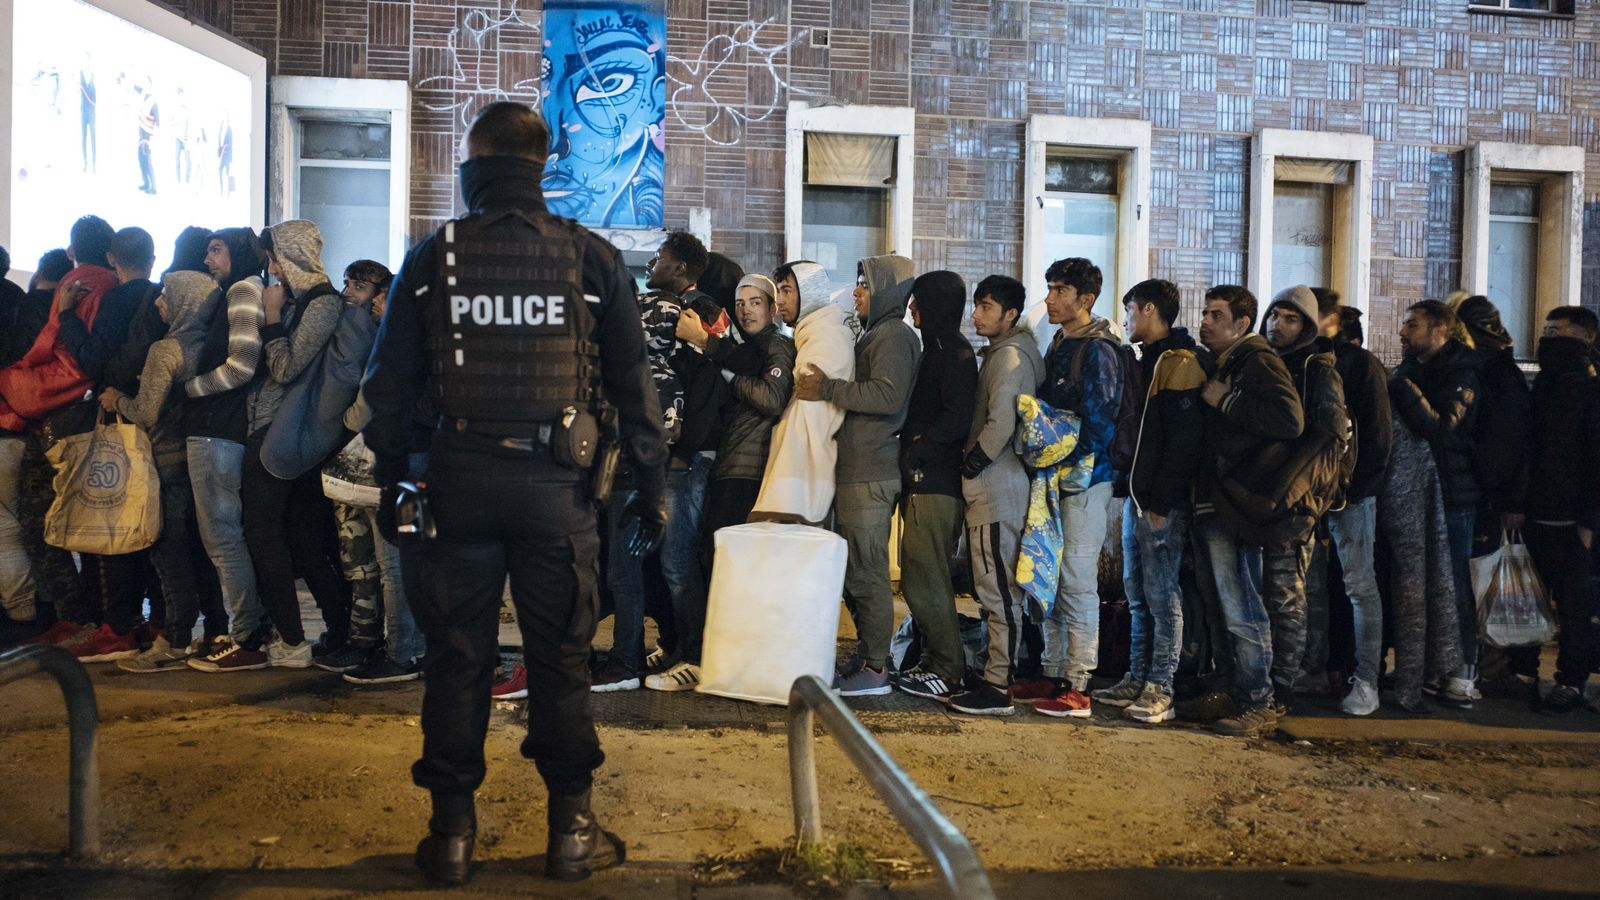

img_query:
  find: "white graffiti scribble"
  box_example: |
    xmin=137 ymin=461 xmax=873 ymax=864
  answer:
xmin=415 ymin=9 xmax=833 ymax=145
xmin=666 ymin=19 xmax=832 ymax=147
xmin=414 ymin=1 xmax=543 ymax=128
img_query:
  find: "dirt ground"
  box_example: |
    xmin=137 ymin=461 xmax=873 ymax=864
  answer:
xmin=3 ymin=592 xmax=1599 ymax=896
xmin=2 ymin=677 xmax=1597 ymax=883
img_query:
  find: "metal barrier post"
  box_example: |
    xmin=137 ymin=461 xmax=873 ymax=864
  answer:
xmin=786 ymin=674 xmax=994 ymax=899
xmin=0 ymin=644 xmax=101 ymax=857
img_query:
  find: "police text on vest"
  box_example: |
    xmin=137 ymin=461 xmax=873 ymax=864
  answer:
xmin=450 ymin=294 xmax=566 ymax=327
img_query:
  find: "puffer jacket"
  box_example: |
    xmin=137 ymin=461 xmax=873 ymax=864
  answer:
xmin=1509 ymin=336 xmax=1600 ymax=530
xmin=1196 ymin=332 xmax=1304 ymax=508
xmin=1042 ymin=315 xmax=1123 ymax=487
xmin=962 ymin=324 xmax=1044 ymax=526
xmin=1123 ymin=327 xmax=1209 ymax=517
xmin=1390 ymin=339 xmax=1481 ymax=510
xmin=900 ymin=271 xmax=977 ymax=498
xmin=817 ymin=254 xmax=920 ymax=485
xmin=709 ymin=323 xmax=795 ymax=482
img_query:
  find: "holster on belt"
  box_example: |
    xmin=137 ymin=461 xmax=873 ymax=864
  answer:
xmin=588 ymin=405 xmax=621 ymax=505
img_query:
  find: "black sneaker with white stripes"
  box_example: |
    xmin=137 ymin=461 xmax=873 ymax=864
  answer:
xmin=895 ymin=667 xmax=957 ymax=702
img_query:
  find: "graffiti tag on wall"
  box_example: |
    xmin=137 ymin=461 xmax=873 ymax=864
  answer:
xmin=540 ymin=0 xmax=666 ymax=228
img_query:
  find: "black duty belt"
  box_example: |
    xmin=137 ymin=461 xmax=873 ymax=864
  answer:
xmin=447 ymin=417 xmax=555 ymax=450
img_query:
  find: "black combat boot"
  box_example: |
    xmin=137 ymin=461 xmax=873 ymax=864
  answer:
xmin=544 ymin=789 xmax=625 ymax=881
xmin=415 ymin=829 xmax=475 ymax=886
xmin=415 ymin=796 xmax=476 ymax=886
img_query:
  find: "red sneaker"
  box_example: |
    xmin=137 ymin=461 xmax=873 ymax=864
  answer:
xmin=73 ymin=624 xmax=142 ymax=662
xmin=1033 ymin=688 xmax=1093 ymax=718
xmin=24 ymin=620 xmax=84 ymax=646
xmin=1008 ymin=677 xmax=1060 ymax=701
xmin=492 ymin=663 xmax=528 ymax=700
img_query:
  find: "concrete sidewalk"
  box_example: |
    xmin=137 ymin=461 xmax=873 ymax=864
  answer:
xmin=4 ymin=848 xmax=1596 ymax=898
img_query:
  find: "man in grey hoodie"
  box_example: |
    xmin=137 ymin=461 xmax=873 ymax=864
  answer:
xmin=949 ymin=275 xmax=1043 ymax=716
xmin=794 ymin=253 xmax=920 ymax=696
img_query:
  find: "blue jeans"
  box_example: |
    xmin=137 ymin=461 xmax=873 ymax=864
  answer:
xmin=1195 ymin=515 xmax=1274 ymax=707
xmin=187 ymin=437 xmax=263 ymax=643
xmin=605 ymin=487 xmax=647 ymax=673
xmin=1043 ymin=480 xmax=1113 ymax=687
xmin=1122 ymin=499 xmax=1188 ymax=694
xmin=1325 ymin=497 xmax=1384 ymax=685
xmin=661 ymin=454 xmax=712 ymax=664
xmin=1445 ymin=508 xmax=1477 ymax=670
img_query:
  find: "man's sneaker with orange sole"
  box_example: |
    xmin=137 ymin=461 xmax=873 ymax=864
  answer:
xmin=1033 ymin=688 xmax=1093 ymax=718
xmin=73 ymin=624 xmax=142 ymax=662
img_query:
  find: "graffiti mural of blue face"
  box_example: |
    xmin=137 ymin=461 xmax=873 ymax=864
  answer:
xmin=541 ymin=1 xmax=666 ymax=228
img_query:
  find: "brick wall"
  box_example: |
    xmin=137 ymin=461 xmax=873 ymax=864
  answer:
xmin=163 ymin=0 xmax=1600 ymax=358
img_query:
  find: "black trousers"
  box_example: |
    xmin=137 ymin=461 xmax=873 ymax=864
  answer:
xmin=409 ymin=432 xmax=603 ymax=801
xmin=1523 ymin=523 xmax=1597 ymax=689
xmin=242 ymin=435 xmax=347 ymax=646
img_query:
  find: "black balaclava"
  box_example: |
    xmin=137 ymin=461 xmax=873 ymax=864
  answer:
xmin=910 ymin=270 xmax=968 ymax=346
xmin=458 ymin=155 xmax=546 ymax=213
xmin=1537 ymin=335 xmax=1593 ymax=376
xmin=698 ymin=252 xmax=745 ymax=318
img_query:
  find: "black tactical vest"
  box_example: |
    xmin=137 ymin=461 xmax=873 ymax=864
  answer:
xmin=425 ymin=209 xmax=598 ymax=429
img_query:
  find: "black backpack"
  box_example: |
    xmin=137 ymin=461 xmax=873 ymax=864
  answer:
xmin=1070 ymin=335 xmax=1144 ymax=472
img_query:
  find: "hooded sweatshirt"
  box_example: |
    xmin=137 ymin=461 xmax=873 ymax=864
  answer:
xmin=183 ymin=227 xmax=265 ymax=442
xmin=114 ymin=271 xmax=218 ymax=466
xmin=750 ymin=261 xmax=857 ymax=523
xmin=250 ymin=220 xmax=342 ymax=438
xmin=900 ymin=271 xmax=976 ymax=498
xmin=1263 ymin=286 xmax=1337 ymax=402
xmin=963 ymin=323 xmax=1045 ymax=526
xmin=816 ymin=254 xmax=920 ymax=485
xmin=1453 ymin=294 xmax=1529 ymax=511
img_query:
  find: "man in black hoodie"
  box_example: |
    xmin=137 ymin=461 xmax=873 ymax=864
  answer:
xmin=1392 ymin=300 xmax=1480 ymax=705
xmin=893 ymin=271 xmax=977 ymax=702
xmin=1311 ymin=288 xmax=1392 ymax=716
xmin=1505 ymin=307 xmax=1600 ymax=714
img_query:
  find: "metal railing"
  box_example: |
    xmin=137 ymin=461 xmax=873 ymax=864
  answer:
xmin=0 ymin=644 xmax=101 ymax=857
xmin=786 ymin=674 xmax=995 ymax=899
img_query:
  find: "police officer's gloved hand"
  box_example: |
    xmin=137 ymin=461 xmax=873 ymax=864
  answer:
xmin=377 ymin=484 xmax=401 ymax=544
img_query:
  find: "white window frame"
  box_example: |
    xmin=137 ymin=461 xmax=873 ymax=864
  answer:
xmin=1462 ymin=142 xmax=1585 ymax=330
xmin=270 ymin=76 xmax=410 ymax=271
xmin=1022 ymin=115 xmax=1152 ymax=347
xmin=1248 ymin=128 xmax=1374 ymax=319
xmin=785 ymin=101 xmax=914 ymax=267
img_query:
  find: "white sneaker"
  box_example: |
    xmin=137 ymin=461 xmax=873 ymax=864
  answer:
xmin=116 ymin=636 xmax=192 ymax=674
xmin=644 ymin=645 xmax=667 ymax=669
xmin=267 ymin=638 xmax=313 ymax=668
xmin=1442 ymin=676 xmax=1475 ymax=709
xmin=1339 ymin=677 xmax=1379 ymax=716
xmin=644 ymin=661 xmax=700 ymax=692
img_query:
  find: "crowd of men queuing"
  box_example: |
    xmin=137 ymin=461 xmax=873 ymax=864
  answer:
xmin=2 ymin=210 xmax=1598 ymax=739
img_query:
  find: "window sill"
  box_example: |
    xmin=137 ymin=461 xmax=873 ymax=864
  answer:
xmin=1468 ymin=8 xmax=1575 ymax=20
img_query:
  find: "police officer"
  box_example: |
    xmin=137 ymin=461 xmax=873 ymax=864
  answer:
xmin=364 ymin=101 xmax=669 ymax=887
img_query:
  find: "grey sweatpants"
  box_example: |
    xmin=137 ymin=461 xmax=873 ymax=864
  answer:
xmin=966 ymin=515 xmax=1028 ymax=688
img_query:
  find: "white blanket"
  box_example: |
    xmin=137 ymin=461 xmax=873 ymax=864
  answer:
xmin=750 ymin=305 xmax=857 ymax=524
